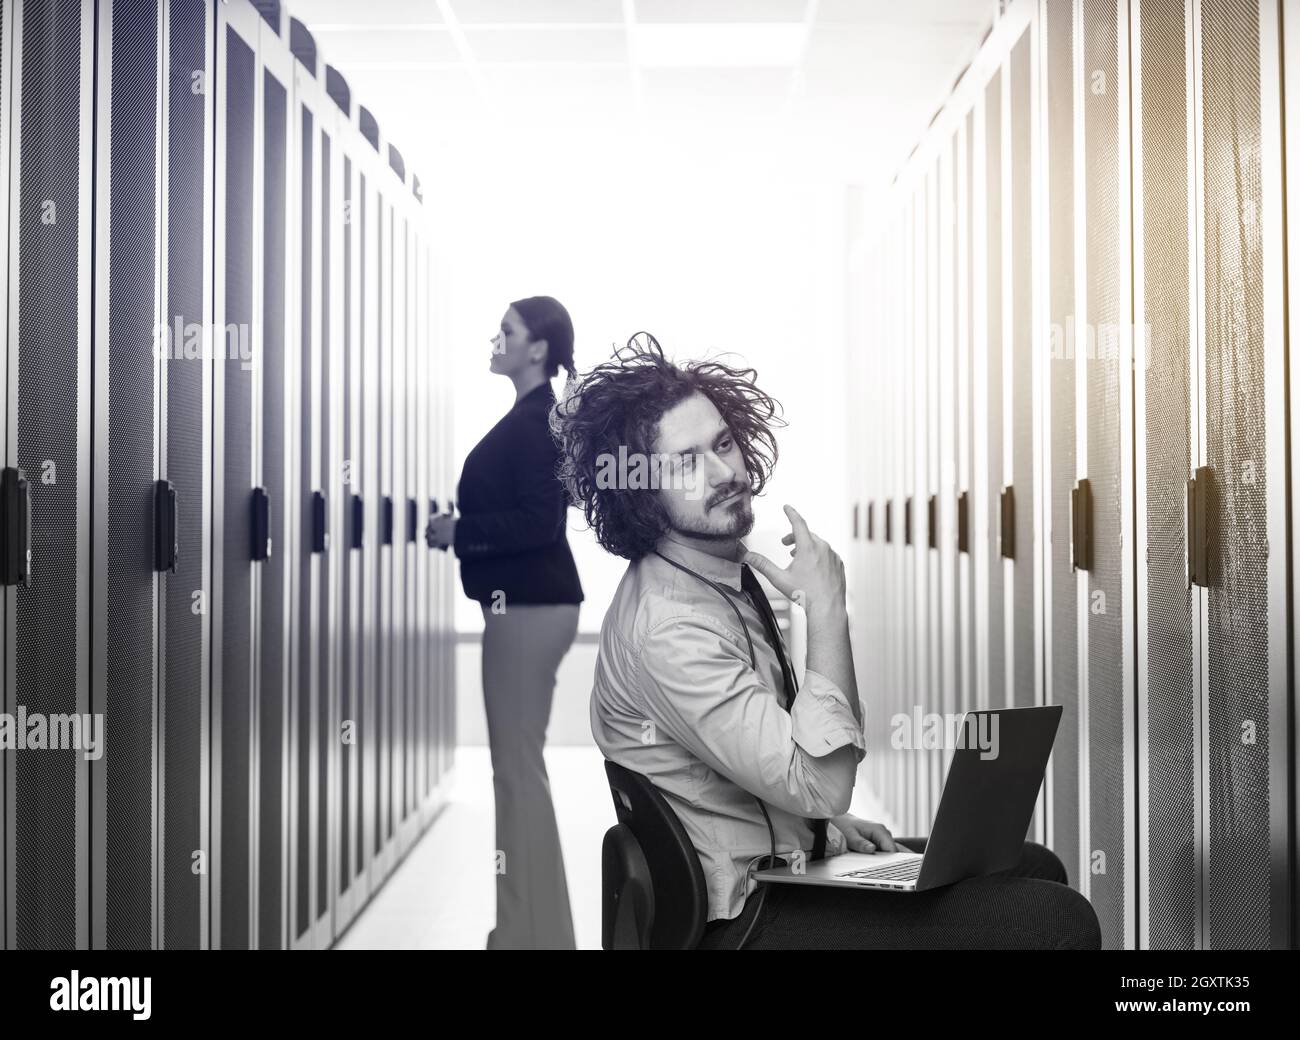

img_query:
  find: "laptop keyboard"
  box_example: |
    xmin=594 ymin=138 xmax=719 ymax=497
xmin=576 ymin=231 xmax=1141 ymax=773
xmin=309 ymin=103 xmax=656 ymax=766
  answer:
xmin=837 ymin=859 xmax=923 ymax=882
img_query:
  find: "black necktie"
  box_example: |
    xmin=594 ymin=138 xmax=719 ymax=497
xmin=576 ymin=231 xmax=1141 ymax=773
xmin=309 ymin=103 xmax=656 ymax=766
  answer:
xmin=739 ymin=563 xmax=829 ymax=861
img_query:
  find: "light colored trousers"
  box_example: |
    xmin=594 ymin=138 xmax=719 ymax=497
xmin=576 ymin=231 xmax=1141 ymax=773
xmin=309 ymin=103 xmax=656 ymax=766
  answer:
xmin=480 ymin=602 xmax=580 ymax=950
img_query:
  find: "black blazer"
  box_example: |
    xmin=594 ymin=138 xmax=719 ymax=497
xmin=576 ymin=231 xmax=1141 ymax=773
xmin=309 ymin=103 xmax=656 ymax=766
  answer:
xmin=453 ymin=381 xmax=584 ymax=606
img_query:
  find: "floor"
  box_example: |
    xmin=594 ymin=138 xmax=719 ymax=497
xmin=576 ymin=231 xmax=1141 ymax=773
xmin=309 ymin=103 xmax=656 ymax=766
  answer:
xmin=336 ymin=744 xmax=895 ymax=950
xmin=335 ymin=745 xmax=612 ymax=950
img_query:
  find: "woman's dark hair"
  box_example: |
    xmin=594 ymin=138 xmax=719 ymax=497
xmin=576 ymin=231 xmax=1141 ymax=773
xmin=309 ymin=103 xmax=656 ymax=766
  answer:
xmin=511 ymin=295 xmax=576 ymax=380
xmin=550 ymin=333 xmax=785 ymax=561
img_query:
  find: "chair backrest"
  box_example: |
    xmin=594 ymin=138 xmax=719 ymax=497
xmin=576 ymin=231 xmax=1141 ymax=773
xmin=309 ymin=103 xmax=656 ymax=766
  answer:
xmin=603 ymin=760 xmax=708 ymax=950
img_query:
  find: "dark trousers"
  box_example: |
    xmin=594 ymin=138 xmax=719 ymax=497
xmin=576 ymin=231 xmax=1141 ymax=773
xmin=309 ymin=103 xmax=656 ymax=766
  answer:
xmin=697 ymin=839 xmax=1101 ymax=950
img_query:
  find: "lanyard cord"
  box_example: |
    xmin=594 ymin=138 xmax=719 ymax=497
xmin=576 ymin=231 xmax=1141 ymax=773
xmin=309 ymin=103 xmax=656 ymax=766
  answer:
xmin=652 ymin=549 xmax=757 ymax=668
xmin=652 ymin=548 xmax=777 ymax=950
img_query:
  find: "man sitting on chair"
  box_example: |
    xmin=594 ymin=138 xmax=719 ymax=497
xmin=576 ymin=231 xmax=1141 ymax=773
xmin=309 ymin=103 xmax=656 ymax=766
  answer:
xmin=550 ymin=334 xmax=1100 ymax=950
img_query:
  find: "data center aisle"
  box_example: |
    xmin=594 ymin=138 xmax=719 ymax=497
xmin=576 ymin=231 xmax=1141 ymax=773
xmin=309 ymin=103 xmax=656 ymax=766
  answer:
xmin=337 ymin=743 xmax=896 ymax=950
xmin=336 ymin=747 xmax=612 ymax=950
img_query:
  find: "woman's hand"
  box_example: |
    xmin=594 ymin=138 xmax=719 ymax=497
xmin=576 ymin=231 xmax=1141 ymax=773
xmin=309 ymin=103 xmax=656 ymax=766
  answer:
xmin=426 ymin=513 xmax=456 ymax=551
xmin=828 ymin=813 xmax=905 ymax=854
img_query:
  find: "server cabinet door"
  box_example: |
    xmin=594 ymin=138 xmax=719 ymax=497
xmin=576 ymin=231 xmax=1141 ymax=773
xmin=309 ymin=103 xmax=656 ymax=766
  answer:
xmin=936 ymin=136 xmax=958 ymax=799
xmin=983 ymin=67 xmax=1006 ymax=724
xmin=288 ymin=58 xmax=323 ymax=951
xmin=160 ymin=0 xmax=215 ymax=952
xmin=1042 ymin=0 xmax=1082 ymax=893
xmin=1198 ymin=0 xmax=1289 ymax=950
xmin=403 ymin=219 xmax=420 ymax=835
xmin=3 ymin=0 xmax=94 ymax=952
xmin=257 ymin=23 xmax=292 ymax=951
xmin=210 ymin=0 xmax=261 ymax=951
xmin=337 ymin=142 xmax=364 ymax=928
xmin=1080 ymin=0 xmax=1137 ymax=951
xmin=0 ymin=0 xmax=11 ymax=952
xmin=374 ymin=188 xmax=393 ymax=879
xmin=91 ymin=0 xmax=162 ymax=951
xmin=316 ymin=99 xmax=344 ymax=950
xmin=1006 ymin=24 xmax=1042 ymax=843
xmin=390 ymin=206 xmax=409 ymax=851
xmin=955 ymin=112 xmax=974 ymax=725
xmin=357 ymin=160 xmax=379 ymax=905
xmin=920 ymin=165 xmax=938 ymax=838
xmin=0 ymin=0 xmax=12 ymax=951
xmin=1133 ymin=0 xmax=1199 ymax=950
xmin=410 ymin=229 xmax=427 ymax=816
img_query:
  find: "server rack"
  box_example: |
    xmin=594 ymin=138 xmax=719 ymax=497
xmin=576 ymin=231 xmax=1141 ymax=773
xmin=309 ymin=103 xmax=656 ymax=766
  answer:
xmin=353 ymin=103 xmax=379 ymax=918
xmin=331 ymin=61 xmax=365 ymax=936
xmin=1191 ymin=0 xmax=1288 ymax=950
xmin=2 ymin=0 xmax=94 ymax=952
xmin=160 ymin=0 xmax=216 ymax=952
xmin=257 ymin=8 xmax=292 ymax=952
xmin=390 ymin=166 xmax=411 ymax=861
xmin=0 ymin=0 xmax=12 ymax=954
xmin=210 ymin=0 xmax=262 ymax=951
xmin=1040 ymin=0 xmax=1082 ymax=892
xmin=1132 ymin=0 xmax=1199 ymax=951
xmin=1078 ymin=0 xmax=1137 ymax=951
xmin=91 ymin=0 xmax=163 ymax=951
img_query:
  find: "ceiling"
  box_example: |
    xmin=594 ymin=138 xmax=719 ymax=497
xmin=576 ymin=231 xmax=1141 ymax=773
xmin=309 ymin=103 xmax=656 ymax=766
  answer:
xmin=286 ymin=0 xmax=998 ymax=193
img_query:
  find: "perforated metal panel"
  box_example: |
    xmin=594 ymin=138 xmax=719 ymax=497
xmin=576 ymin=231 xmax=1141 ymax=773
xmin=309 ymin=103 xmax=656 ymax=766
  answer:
xmin=1045 ymin=0 xmax=1080 ymax=890
xmin=964 ymin=110 xmax=976 ymax=720
xmin=376 ymin=190 xmax=388 ymax=853
xmin=258 ymin=65 xmax=288 ymax=951
xmin=162 ymin=0 xmax=210 ymax=952
xmin=218 ymin=23 xmax=255 ymax=951
xmin=1200 ymin=0 xmax=1272 ymax=950
xmin=1138 ymin=0 xmax=1197 ymax=950
xmin=1083 ymin=0 xmax=1127 ymax=950
xmin=985 ymin=69 xmax=1004 ymax=713
xmin=294 ymin=101 xmax=313 ymax=941
xmin=101 ymin=0 xmax=160 ymax=951
xmin=1009 ymin=32 xmax=1035 ymax=715
xmin=340 ymin=151 xmax=354 ymax=894
xmin=317 ymin=126 xmax=331 ymax=923
xmin=11 ymin=0 xmax=89 ymax=952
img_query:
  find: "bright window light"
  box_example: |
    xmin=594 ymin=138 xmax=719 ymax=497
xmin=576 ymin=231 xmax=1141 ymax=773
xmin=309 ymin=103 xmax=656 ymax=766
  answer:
xmin=632 ymin=23 xmax=807 ymax=68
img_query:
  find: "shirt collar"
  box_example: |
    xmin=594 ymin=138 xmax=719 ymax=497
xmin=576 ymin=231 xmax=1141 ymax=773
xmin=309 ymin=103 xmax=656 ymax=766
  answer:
xmin=653 ymin=532 xmax=750 ymax=593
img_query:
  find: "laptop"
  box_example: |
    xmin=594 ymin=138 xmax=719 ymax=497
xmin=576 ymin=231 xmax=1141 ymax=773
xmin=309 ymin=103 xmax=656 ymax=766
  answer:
xmin=753 ymin=705 xmax=1062 ymax=892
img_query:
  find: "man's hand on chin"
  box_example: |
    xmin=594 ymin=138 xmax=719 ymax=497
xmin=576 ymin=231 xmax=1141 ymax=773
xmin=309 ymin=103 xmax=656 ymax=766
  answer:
xmin=828 ymin=814 xmax=906 ymax=854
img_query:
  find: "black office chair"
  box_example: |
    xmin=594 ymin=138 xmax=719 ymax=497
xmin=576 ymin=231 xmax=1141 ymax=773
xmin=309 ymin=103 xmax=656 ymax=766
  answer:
xmin=601 ymin=760 xmax=708 ymax=949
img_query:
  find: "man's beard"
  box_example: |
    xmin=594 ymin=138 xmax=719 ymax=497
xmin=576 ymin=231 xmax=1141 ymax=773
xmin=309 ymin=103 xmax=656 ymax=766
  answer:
xmin=668 ymin=495 xmax=754 ymax=542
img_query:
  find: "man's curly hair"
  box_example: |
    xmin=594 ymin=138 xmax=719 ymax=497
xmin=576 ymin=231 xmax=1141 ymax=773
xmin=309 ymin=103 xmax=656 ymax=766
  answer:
xmin=549 ymin=332 xmax=785 ymax=561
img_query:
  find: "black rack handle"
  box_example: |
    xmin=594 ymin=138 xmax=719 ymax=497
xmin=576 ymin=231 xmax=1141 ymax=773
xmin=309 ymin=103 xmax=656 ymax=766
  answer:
xmin=904 ymin=496 xmax=913 ymax=546
xmin=1 ymin=466 xmax=32 ymax=587
xmin=1000 ymin=485 xmax=1015 ymax=560
xmin=957 ymin=490 xmax=970 ymax=554
xmin=927 ymin=494 xmax=937 ymax=550
xmin=1071 ymin=478 xmax=1092 ymax=572
xmin=350 ymin=493 xmax=364 ymax=550
xmin=852 ymin=502 xmax=860 ymax=540
xmin=311 ymin=490 xmax=328 ymax=553
xmin=1187 ymin=465 xmax=1213 ymax=588
xmin=406 ymin=498 xmax=418 ymax=543
xmin=381 ymin=495 xmax=394 ymax=545
xmin=153 ymin=478 xmax=179 ymax=574
xmin=251 ymin=487 xmax=272 ymax=561
xmin=885 ymin=499 xmax=893 ymax=544
xmin=867 ymin=500 xmax=875 ymax=542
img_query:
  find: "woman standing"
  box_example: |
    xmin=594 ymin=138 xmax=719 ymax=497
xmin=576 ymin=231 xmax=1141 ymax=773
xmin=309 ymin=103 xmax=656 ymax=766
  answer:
xmin=426 ymin=296 xmax=584 ymax=949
